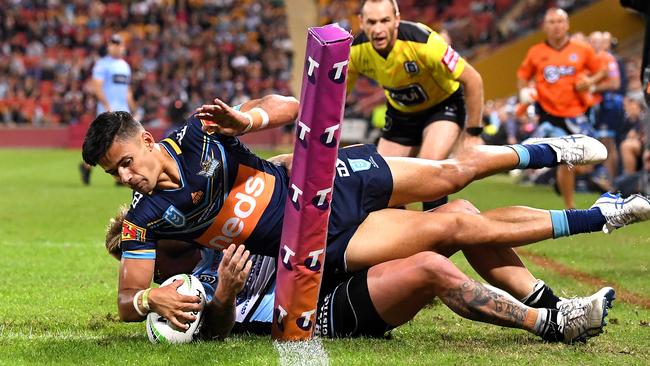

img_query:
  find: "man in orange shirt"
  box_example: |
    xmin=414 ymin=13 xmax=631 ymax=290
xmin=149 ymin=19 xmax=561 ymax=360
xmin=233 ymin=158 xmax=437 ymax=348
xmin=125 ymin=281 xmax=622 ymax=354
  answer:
xmin=518 ymin=8 xmax=606 ymax=208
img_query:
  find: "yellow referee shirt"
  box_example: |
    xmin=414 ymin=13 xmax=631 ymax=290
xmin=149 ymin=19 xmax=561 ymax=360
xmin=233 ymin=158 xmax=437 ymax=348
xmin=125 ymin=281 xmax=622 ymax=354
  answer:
xmin=347 ymin=21 xmax=466 ymax=114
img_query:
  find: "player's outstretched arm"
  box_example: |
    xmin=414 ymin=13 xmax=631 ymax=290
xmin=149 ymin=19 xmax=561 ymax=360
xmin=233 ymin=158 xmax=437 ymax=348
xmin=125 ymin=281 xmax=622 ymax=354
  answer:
xmin=195 ymin=94 xmax=299 ymax=136
xmin=202 ymin=244 xmax=252 ymax=340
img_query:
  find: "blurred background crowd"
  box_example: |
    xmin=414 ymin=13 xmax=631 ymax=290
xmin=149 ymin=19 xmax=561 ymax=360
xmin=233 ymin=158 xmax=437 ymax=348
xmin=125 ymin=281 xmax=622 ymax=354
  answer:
xmin=0 ymin=0 xmax=647 ymax=193
xmin=0 ymin=0 xmax=293 ymax=127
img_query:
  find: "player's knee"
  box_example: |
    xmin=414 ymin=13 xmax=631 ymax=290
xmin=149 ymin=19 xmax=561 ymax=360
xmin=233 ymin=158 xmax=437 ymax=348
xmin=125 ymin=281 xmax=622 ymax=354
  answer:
xmin=445 ymin=213 xmax=484 ymax=245
xmin=442 ymin=164 xmax=477 ymax=192
xmin=410 ymin=252 xmax=456 ymax=288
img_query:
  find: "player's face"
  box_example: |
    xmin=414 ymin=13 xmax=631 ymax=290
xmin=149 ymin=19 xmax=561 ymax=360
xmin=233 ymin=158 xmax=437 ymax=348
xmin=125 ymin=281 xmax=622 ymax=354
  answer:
xmin=98 ymin=132 xmax=160 ymax=194
xmin=543 ymin=11 xmax=569 ymax=42
xmin=359 ymin=0 xmax=400 ymax=55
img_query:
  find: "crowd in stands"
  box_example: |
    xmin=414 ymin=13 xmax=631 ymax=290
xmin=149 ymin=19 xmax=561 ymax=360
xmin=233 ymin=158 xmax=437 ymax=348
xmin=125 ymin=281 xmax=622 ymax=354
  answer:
xmin=319 ymin=0 xmax=597 ymax=58
xmin=0 ymin=0 xmax=293 ymax=127
xmin=320 ymin=0 xmax=648 ymax=195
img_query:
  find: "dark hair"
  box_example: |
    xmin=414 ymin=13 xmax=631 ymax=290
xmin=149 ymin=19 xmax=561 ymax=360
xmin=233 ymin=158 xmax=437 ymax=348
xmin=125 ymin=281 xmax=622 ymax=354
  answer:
xmin=82 ymin=111 xmax=143 ymax=166
xmin=360 ymin=0 xmax=400 ymax=16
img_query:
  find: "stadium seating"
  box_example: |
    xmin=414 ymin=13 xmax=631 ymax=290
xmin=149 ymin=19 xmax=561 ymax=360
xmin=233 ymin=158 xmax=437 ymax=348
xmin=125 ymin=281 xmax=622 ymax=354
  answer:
xmin=0 ymin=0 xmax=293 ymax=126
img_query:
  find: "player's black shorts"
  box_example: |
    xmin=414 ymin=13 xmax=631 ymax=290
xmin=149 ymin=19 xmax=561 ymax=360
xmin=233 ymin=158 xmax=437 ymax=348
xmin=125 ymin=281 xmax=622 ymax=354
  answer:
xmin=382 ymin=87 xmax=466 ymax=146
xmin=231 ymin=270 xmax=393 ymax=339
xmin=315 ymin=269 xmax=393 ymax=338
xmin=324 ymin=144 xmax=393 ymax=284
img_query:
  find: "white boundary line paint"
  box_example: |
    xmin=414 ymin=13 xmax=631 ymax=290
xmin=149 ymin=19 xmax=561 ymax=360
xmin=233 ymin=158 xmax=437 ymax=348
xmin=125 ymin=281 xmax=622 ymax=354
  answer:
xmin=275 ymin=339 xmax=329 ymax=366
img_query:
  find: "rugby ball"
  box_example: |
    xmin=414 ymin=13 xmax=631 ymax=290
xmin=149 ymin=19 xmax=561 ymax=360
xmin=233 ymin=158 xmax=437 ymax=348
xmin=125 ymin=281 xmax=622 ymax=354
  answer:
xmin=146 ymin=274 xmax=206 ymax=344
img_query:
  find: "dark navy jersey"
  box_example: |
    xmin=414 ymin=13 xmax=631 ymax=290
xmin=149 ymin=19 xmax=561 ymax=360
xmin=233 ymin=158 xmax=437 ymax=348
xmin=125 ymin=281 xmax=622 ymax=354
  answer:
xmin=120 ymin=116 xmax=289 ymax=260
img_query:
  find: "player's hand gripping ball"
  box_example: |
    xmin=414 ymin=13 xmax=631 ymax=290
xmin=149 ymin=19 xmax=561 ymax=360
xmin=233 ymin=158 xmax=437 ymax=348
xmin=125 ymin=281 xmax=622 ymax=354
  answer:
xmin=146 ymin=274 xmax=206 ymax=344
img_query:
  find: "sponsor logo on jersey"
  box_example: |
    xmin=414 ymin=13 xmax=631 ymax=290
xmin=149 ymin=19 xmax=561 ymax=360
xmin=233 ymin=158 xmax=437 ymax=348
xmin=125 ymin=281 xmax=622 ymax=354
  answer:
xmin=403 ymin=61 xmax=419 ymax=74
xmin=543 ymin=65 xmax=575 ymax=84
xmin=191 ymin=191 xmax=204 ymax=205
xmin=163 ymin=205 xmax=186 ymax=227
xmin=121 ymin=220 xmax=146 ymax=242
xmin=442 ymin=45 xmax=460 ymax=73
xmin=314 ymin=293 xmax=331 ymax=337
xmin=569 ymin=53 xmax=578 ymax=62
xmin=198 ymin=157 xmax=221 ymax=178
xmin=386 ymin=84 xmax=428 ymax=106
xmin=112 ymin=74 xmax=130 ymax=84
xmin=196 ymin=165 xmax=275 ymax=250
xmin=347 ymin=158 xmax=373 ymax=172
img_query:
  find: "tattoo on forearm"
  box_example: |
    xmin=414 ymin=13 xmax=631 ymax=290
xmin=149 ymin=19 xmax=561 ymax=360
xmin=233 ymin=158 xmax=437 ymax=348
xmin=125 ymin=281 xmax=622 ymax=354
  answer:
xmin=442 ymin=280 xmax=527 ymax=328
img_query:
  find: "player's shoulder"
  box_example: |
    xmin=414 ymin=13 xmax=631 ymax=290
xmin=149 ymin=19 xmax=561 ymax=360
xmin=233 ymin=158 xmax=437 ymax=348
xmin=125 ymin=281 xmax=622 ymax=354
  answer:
xmin=396 ymin=21 xmax=432 ymax=43
xmin=125 ymin=191 xmax=160 ymax=225
xmin=165 ymin=115 xmax=205 ymax=149
xmin=118 ymin=58 xmax=132 ymax=69
xmin=529 ymin=42 xmax=551 ymax=54
xmin=93 ymin=56 xmax=109 ymax=68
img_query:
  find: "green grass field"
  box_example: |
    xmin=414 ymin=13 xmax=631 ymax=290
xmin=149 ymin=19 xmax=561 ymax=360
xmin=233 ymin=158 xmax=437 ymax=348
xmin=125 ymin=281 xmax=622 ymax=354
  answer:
xmin=0 ymin=149 xmax=649 ymax=365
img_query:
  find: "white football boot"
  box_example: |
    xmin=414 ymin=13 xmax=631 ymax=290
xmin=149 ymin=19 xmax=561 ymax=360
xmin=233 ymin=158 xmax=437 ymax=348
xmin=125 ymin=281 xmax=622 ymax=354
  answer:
xmin=557 ymin=287 xmax=616 ymax=338
xmin=591 ymin=192 xmax=650 ymax=234
xmin=522 ymin=134 xmax=607 ymax=166
xmin=557 ymin=288 xmax=614 ymax=344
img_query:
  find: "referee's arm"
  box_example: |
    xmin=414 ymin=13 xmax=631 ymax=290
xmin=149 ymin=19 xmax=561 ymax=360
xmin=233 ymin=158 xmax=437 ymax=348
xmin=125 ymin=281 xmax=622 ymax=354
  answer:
xmin=457 ymin=62 xmax=484 ymax=131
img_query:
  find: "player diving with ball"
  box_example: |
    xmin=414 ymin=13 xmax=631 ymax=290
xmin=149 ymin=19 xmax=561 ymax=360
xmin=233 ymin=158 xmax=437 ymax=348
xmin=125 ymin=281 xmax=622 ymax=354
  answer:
xmin=85 ymin=94 xmax=650 ymax=343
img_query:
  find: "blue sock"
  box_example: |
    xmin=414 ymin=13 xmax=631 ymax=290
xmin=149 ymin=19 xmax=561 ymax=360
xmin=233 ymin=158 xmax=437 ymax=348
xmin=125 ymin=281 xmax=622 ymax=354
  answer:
xmin=510 ymin=144 xmax=558 ymax=169
xmin=550 ymin=208 xmax=606 ymax=238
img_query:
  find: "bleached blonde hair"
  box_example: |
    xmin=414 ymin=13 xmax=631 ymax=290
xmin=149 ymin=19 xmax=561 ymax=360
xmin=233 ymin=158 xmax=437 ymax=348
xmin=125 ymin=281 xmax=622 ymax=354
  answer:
xmin=105 ymin=205 xmax=129 ymax=260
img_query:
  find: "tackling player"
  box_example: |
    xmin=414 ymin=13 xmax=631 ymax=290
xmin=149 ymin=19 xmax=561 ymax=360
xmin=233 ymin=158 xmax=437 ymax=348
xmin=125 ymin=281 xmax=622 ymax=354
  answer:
xmin=104 ymin=205 xmax=613 ymax=344
xmin=517 ymin=8 xmax=607 ymax=208
xmin=82 ymin=94 xmax=650 ymax=331
xmin=347 ymin=0 xmax=485 ymax=210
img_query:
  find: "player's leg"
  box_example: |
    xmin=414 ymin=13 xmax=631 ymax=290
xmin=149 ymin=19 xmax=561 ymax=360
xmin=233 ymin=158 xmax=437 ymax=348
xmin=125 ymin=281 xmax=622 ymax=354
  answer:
xmin=345 ymin=207 xmax=552 ymax=270
xmin=377 ymin=137 xmax=418 ymax=157
xmin=418 ymin=120 xmax=462 ymax=210
xmin=557 ymin=165 xmax=576 ymax=209
xmin=419 ymin=121 xmax=462 ymax=160
xmin=365 ymin=252 xmax=541 ymax=330
xmin=620 ymin=134 xmax=643 ymax=174
xmin=321 ymin=251 xmax=610 ymax=343
xmin=79 ymin=162 xmax=92 ymax=185
xmin=345 ymin=193 xmax=650 ymax=271
xmin=387 ymin=134 xmax=607 ymax=207
xmin=426 ymin=199 xmax=555 ymax=306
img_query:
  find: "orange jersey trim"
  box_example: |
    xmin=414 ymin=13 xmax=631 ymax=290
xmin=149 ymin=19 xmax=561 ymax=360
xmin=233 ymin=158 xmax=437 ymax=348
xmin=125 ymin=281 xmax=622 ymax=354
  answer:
xmin=196 ymin=165 xmax=275 ymax=250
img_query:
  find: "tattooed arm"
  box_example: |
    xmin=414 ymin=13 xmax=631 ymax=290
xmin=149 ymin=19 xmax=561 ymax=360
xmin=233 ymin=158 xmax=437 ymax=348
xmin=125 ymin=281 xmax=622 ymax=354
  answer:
xmin=441 ymin=279 xmax=529 ymax=329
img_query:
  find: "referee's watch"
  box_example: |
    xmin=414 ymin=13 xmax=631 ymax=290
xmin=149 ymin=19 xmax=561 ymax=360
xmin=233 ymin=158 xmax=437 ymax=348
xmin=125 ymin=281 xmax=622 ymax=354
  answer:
xmin=465 ymin=126 xmax=484 ymax=136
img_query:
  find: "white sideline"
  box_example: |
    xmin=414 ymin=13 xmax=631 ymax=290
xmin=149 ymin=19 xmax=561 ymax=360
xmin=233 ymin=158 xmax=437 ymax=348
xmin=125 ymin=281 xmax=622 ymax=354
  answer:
xmin=275 ymin=339 xmax=329 ymax=366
